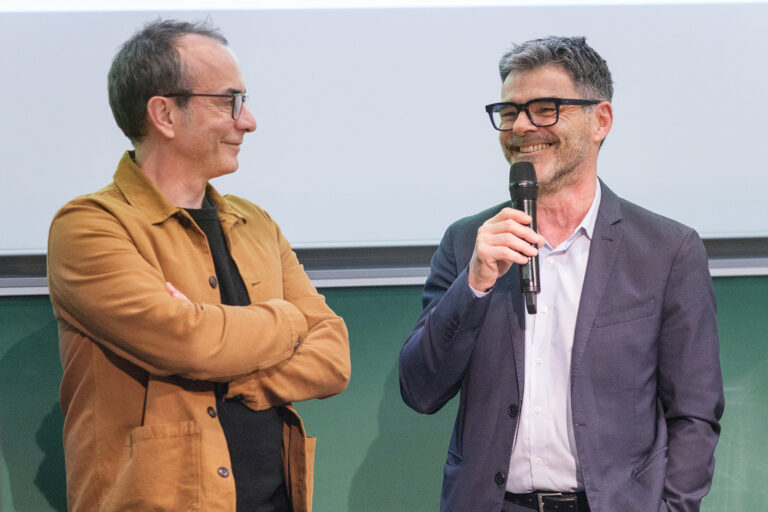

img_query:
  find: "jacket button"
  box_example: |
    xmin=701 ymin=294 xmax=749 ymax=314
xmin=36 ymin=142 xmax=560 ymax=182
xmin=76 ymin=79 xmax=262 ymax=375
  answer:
xmin=209 ymin=276 xmax=218 ymax=288
xmin=508 ymin=404 xmax=519 ymax=417
xmin=495 ymin=471 xmax=506 ymax=485
xmin=218 ymin=466 xmax=230 ymax=478
xmin=207 ymin=406 xmax=217 ymax=418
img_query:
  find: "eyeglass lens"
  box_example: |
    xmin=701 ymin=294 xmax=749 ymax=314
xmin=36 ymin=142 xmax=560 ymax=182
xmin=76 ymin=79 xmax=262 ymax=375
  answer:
xmin=233 ymin=94 xmax=245 ymax=120
xmin=492 ymin=99 xmax=558 ymax=129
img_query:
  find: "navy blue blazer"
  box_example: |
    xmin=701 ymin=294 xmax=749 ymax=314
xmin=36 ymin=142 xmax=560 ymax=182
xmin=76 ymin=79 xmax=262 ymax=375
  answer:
xmin=399 ymin=181 xmax=724 ymax=512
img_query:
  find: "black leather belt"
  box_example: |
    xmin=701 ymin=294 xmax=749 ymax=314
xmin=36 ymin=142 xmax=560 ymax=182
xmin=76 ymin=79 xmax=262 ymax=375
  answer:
xmin=504 ymin=491 xmax=589 ymax=512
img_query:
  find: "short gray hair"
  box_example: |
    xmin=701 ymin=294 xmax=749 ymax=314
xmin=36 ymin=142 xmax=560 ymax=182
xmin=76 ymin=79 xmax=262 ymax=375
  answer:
xmin=499 ymin=36 xmax=613 ymax=102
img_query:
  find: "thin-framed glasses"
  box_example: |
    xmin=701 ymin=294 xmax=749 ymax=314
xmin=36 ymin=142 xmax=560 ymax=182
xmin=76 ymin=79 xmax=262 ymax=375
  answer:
xmin=484 ymin=97 xmax=602 ymax=131
xmin=163 ymin=92 xmax=247 ymax=120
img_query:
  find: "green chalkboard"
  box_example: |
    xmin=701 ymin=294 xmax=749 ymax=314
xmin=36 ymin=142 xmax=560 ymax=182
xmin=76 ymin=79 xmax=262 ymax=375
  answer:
xmin=0 ymin=277 xmax=766 ymax=511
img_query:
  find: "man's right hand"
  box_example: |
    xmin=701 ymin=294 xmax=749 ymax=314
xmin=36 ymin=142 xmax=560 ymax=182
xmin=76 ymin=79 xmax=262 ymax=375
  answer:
xmin=467 ymin=207 xmax=544 ymax=293
xmin=166 ymin=281 xmax=192 ymax=303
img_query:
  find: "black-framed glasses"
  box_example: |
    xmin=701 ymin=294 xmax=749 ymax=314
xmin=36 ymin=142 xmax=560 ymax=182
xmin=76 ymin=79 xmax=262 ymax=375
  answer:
xmin=485 ymin=97 xmax=602 ymax=130
xmin=163 ymin=92 xmax=247 ymax=120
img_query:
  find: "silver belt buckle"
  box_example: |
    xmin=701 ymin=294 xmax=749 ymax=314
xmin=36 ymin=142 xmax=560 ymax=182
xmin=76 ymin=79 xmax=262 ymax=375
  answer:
xmin=537 ymin=492 xmax=564 ymax=512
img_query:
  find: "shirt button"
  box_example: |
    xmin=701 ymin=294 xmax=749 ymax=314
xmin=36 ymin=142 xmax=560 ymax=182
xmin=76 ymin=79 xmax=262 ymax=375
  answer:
xmin=508 ymin=404 xmax=519 ymax=417
xmin=536 ymin=358 xmax=543 ymax=365
xmin=541 ymin=306 xmax=549 ymax=314
xmin=534 ymin=457 xmax=542 ymax=465
xmin=534 ymin=406 xmax=541 ymax=414
xmin=217 ymin=466 xmax=230 ymax=478
xmin=495 ymin=471 xmax=506 ymax=485
xmin=547 ymin=257 xmax=554 ymax=264
xmin=207 ymin=406 xmax=217 ymax=418
xmin=209 ymin=276 xmax=218 ymax=288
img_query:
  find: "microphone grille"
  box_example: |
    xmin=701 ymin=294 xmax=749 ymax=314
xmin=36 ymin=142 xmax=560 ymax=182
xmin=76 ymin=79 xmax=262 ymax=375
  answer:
xmin=509 ymin=161 xmax=538 ymax=201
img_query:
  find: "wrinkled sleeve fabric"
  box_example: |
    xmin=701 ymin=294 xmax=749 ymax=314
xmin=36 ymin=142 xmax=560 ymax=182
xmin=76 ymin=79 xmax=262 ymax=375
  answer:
xmin=48 ymin=199 xmax=305 ymax=382
xmin=228 ymin=222 xmax=351 ymax=410
xmin=658 ymin=230 xmax=724 ymax=511
xmin=399 ymin=222 xmax=491 ymax=414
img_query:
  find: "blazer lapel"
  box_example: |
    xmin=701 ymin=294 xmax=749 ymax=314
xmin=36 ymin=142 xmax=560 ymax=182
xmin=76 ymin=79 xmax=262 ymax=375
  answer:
xmin=502 ymin=264 xmax=527 ymax=395
xmin=571 ymin=181 xmax=623 ymax=380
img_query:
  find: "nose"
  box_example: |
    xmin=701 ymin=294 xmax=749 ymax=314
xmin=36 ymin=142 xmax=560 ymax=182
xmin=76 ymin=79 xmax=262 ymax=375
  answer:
xmin=511 ymin=110 xmax=537 ymax=136
xmin=236 ymin=104 xmax=257 ymax=133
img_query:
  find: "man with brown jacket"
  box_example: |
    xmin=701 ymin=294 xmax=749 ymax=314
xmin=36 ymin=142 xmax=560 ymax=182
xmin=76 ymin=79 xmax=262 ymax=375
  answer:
xmin=47 ymin=19 xmax=350 ymax=512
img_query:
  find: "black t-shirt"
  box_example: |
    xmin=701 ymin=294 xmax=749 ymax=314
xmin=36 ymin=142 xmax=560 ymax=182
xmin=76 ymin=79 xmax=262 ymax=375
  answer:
xmin=186 ymin=197 xmax=291 ymax=512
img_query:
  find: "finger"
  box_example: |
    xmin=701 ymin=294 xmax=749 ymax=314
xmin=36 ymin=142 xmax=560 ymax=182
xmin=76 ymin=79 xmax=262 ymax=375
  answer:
xmin=475 ymin=234 xmax=537 ymax=266
xmin=480 ymin=237 xmax=536 ymax=264
xmin=469 ymin=246 xmax=515 ymax=292
xmin=478 ymin=231 xmax=539 ymax=257
xmin=479 ymin=220 xmax=543 ymax=248
xmin=165 ymin=281 xmax=180 ymax=296
xmin=165 ymin=281 xmax=191 ymax=303
xmin=487 ymin=207 xmax=532 ymax=225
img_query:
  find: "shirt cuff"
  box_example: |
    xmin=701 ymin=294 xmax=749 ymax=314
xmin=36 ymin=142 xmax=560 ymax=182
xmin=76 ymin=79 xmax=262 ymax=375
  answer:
xmin=468 ymin=281 xmax=492 ymax=298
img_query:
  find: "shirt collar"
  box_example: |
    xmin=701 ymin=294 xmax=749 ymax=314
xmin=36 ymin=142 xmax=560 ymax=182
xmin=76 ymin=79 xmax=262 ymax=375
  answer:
xmin=545 ymin=178 xmax=601 ymax=252
xmin=113 ymin=151 xmax=245 ymax=225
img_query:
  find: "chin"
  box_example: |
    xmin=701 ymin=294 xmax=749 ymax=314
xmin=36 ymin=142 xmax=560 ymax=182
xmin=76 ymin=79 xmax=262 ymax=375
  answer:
xmin=210 ymin=163 xmax=239 ymax=180
xmin=224 ymin=158 xmax=241 ymax=173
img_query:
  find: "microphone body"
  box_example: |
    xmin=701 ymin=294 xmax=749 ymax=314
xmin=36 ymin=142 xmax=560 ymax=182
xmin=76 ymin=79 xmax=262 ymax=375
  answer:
xmin=509 ymin=162 xmax=540 ymax=314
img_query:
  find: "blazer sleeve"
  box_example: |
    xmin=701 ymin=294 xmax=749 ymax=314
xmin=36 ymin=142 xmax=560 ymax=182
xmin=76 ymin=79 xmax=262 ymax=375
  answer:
xmin=399 ymin=223 xmax=492 ymax=414
xmin=658 ymin=229 xmax=724 ymax=510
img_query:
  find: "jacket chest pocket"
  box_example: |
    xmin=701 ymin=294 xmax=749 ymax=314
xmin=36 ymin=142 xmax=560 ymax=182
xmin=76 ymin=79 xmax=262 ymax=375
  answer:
xmin=593 ymin=298 xmax=656 ymax=328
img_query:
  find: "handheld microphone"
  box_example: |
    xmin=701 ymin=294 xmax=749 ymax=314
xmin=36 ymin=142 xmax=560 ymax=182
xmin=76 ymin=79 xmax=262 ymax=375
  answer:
xmin=509 ymin=161 xmax=540 ymax=314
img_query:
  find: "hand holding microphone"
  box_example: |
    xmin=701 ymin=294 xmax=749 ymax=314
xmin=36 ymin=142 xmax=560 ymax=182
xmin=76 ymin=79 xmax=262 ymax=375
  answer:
xmin=467 ymin=162 xmax=543 ymax=304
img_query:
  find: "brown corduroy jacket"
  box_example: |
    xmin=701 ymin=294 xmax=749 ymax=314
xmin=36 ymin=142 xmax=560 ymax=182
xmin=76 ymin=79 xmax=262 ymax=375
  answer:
xmin=48 ymin=152 xmax=350 ymax=512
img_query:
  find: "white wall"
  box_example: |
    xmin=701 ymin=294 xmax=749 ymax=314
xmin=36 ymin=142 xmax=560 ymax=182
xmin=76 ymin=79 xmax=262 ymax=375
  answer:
xmin=1 ymin=2 xmax=766 ymax=253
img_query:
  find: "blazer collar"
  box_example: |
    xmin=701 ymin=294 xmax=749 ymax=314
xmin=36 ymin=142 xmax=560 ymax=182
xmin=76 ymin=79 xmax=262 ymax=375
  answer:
xmin=570 ymin=179 xmax=624 ymax=380
xmin=594 ymin=178 xmax=622 ymax=228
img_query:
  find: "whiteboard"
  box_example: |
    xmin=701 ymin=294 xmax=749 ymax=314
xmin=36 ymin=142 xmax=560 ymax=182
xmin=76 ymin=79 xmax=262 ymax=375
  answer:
xmin=1 ymin=2 xmax=766 ymax=254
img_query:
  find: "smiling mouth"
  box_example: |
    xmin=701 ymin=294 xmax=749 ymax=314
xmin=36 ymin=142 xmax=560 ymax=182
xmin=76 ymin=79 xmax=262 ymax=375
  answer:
xmin=517 ymin=143 xmax=552 ymax=153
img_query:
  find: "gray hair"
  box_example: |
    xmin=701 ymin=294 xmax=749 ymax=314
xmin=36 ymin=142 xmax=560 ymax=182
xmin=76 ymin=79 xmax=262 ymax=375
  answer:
xmin=107 ymin=19 xmax=228 ymax=143
xmin=499 ymin=36 xmax=613 ymax=102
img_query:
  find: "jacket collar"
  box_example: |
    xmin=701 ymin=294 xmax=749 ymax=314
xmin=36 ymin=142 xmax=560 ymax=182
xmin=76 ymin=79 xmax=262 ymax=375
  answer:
xmin=113 ymin=151 xmax=245 ymax=225
xmin=594 ymin=178 xmax=622 ymax=228
xmin=570 ymin=179 xmax=624 ymax=383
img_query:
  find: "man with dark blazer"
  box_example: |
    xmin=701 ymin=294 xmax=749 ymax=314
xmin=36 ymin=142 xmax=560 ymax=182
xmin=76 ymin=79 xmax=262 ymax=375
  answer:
xmin=399 ymin=36 xmax=723 ymax=512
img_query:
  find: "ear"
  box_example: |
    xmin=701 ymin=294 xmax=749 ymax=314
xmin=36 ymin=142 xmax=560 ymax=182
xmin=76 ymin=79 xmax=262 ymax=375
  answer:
xmin=145 ymin=96 xmax=177 ymax=139
xmin=593 ymin=101 xmax=613 ymax=144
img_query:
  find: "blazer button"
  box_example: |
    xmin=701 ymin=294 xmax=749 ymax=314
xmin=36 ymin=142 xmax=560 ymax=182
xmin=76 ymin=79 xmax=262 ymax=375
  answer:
xmin=218 ymin=467 xmax=230 ymax=478
xmin=495 ymin=471 xmax=506 ymax=485
xmin=508 ymin=404 xmax=519 ymax=417
xmin=209 ymin=276 xmax=218 ymax=288
xmin=207 ymin=406 xmax=217 ymax=418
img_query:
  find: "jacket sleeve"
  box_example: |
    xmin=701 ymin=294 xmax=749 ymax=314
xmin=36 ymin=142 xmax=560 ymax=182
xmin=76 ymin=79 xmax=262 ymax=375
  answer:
xmin=48 ymin=200 xmax=305 ymax=382
xmin=398 ymin=224 xmax=492 ymax=414
xmin=658 ymin=230 xmax=724 ymax=510
xmin=227 ymin=227 xmax=351 ymax=410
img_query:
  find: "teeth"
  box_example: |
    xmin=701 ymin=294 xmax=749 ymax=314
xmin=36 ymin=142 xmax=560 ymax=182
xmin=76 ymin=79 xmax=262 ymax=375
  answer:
xmin=518 ymin=143 xmax=551 ymax=153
